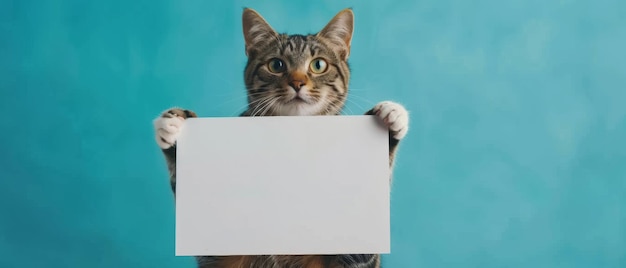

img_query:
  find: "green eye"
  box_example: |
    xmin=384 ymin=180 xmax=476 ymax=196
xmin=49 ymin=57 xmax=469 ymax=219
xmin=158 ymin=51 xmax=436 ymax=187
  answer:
xmin=309 ymin=58 xmax=328 ymax=74
xmin=268 ymin=58 xmax=286 ymax=73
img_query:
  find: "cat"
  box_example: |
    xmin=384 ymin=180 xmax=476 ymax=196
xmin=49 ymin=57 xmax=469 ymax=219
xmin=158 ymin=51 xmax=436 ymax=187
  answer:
xmin=153 ymin=8 xmax=409 ymax=268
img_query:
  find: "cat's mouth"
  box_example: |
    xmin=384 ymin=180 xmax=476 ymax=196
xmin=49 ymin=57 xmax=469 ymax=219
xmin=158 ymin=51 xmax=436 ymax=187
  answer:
xmin=285 ymin=95 xmax=311 ymax=105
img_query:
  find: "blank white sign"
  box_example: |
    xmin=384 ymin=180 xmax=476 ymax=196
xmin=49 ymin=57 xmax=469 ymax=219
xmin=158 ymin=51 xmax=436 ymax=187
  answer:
xmin=175 ymin=115 xmax=390 ymax=256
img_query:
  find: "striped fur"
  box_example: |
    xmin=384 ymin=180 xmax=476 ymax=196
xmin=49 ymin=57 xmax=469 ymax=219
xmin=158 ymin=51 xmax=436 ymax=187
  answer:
xmin=154 ymin=8 xmax=410 ymax=268
xmin=241 ymin=8 xmax=351 ymax=117
xmin=194 ymin=255 xmax=379 ymax=268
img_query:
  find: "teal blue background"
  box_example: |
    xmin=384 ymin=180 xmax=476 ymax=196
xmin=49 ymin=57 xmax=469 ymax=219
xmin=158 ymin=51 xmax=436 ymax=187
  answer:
xmin=1 ymin=0 xmax=625 ymax=267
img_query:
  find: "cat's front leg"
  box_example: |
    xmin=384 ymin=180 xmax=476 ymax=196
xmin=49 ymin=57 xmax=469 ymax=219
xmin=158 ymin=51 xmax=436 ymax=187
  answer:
xmin=153 ymin=107 xmax=197 ymax=195
xmin=366 ymin=101 xmax=409 ymax=168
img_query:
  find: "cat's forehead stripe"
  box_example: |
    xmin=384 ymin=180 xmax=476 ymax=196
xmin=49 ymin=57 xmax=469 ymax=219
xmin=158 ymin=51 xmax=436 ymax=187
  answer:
xmin=279 ymin=34 xmax=319 ymax=57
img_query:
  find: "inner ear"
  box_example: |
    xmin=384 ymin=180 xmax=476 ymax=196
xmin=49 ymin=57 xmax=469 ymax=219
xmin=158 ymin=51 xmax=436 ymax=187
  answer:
xmin=317 ymin=9 xmax=354 ymax=60
xmin=242 ymin=8 xmax=278 ymax=56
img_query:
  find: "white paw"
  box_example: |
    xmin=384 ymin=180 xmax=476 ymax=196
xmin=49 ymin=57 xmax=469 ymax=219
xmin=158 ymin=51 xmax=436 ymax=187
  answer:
xmin=153 ymin=113 xmax=185 ymax=149
xmin=372 ymin=101 xmax=409 ymax=140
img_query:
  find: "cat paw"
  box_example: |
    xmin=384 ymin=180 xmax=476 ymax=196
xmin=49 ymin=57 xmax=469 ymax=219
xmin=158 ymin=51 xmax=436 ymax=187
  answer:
xmin=153 ymin=108 xmax=197 ymax=149
xmin=371 ymin=101 xmax=409 ymax=140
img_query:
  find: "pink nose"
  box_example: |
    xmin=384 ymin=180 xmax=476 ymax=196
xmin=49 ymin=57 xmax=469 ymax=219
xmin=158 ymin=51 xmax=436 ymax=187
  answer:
xmin=289 ymin=80 xmax=305 ymax=92
xmin=288 ymin=72 xmax=307 ymax=92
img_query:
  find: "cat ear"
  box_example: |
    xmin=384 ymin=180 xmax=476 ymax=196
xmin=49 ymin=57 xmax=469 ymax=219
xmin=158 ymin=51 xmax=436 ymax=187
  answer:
xmin=317 ymin=8 xmax=354 ymax=60
xmin=242 ymin=8 xmax=278 ymax=56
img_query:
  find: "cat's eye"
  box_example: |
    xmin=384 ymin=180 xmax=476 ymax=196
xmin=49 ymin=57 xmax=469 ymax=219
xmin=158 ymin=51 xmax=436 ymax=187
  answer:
xmin=309 ymin=58 xmax=328 ymax=74
xmin=267 ymin=58 xmax=286 ymax=73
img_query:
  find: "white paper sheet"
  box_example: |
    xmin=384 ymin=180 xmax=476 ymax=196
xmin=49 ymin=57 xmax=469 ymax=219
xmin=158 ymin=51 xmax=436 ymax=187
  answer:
xmin=175 ymin=115 xmax=390 ymax=256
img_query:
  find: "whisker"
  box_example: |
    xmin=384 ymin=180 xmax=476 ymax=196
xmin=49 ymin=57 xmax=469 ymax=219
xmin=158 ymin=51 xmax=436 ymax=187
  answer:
xmin=246 ymin=96 xmax=273 ymax=117
xmin=230 ymin=102 xmax=251 ymax=116
xmin=213 ymin=96 xmax=251 ymax=112
xmin=251 ymin=96 xmax=276 ymax=117
xmin=348 ymin=88 xmax=375 ymax=93
xmin=203 ymin=92 xmax=245 ymax=98
xmin=341 ymin=103 xmax=354 ymax=115
xmin=345 ymin=99 xmax=367 ymax=114
xmin=225 ymin=84 xmax=372 ymax=117
xmin=212 ymin=91 xmax=275 ymax=116
xmin=348 ymin=93 xmax=377 ymax=108
xmin=231 ymin=99 xmax=260 ymax=117
xmin=317 ymin=98 xmax=347 ymax=116
xmin=316 ymin=98 xmax=331 ymax=114
xmin=260 ymin=98 xmax=279 ymax=116
xmin=257 ymin=97 xmax=279 ymax=116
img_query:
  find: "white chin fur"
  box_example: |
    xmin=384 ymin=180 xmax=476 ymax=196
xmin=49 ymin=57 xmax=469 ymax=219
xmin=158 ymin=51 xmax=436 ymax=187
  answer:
xmin=276 ymin=101 xmax=323 ymax=116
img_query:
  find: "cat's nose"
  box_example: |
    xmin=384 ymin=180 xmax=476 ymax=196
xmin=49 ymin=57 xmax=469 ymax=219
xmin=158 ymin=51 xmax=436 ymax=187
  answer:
xmin=289 ymin=80 xmax=305 ymax=92
xmin=288 ymin=72 xmax=307 ymax=92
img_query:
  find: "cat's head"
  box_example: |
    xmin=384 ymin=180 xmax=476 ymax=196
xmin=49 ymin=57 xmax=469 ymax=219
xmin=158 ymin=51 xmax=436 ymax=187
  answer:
xmin=241 ymin=8 xmax=354 ymax=116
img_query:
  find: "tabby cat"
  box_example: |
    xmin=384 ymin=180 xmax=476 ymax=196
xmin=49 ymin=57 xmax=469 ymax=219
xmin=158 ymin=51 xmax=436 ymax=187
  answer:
xmin=153 ymin=8 xmax=409 ymax=268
